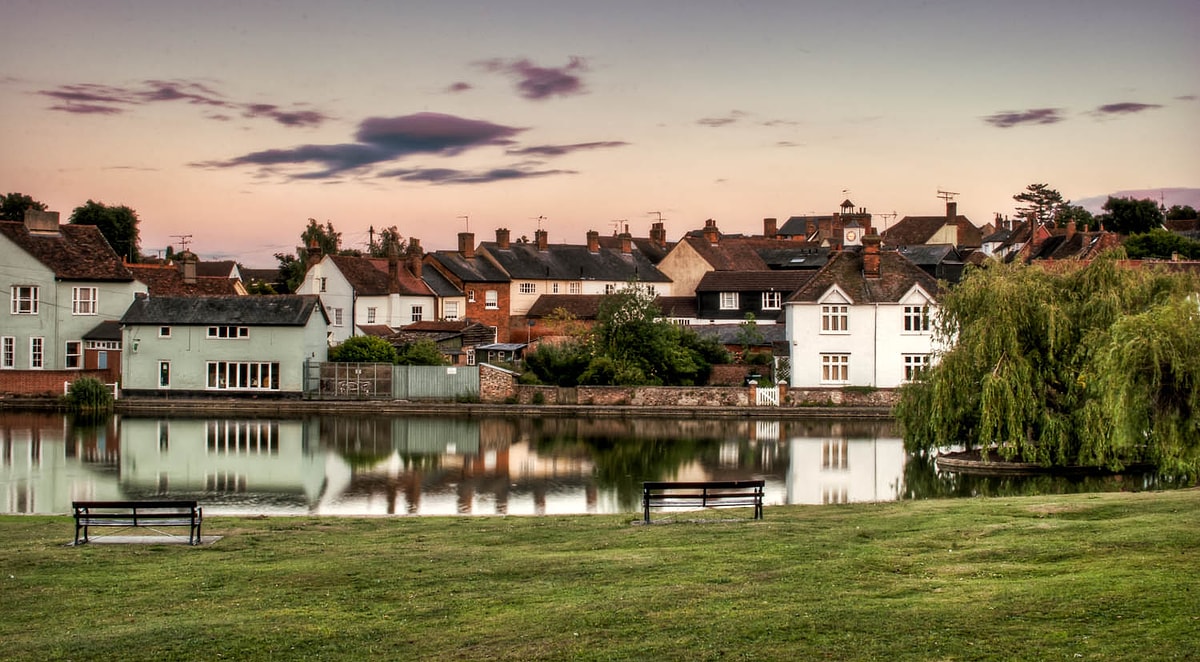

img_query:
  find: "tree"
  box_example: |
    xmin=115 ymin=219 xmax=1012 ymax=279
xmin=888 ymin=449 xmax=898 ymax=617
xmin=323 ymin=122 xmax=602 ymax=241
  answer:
xmin=895 ymin=253 xmax=1200 ymax=473
xmin=1098 ymin=196 xmax=1163 ymax=234
xmin=1165 ymin=204 xmax=1198 ymax=221
xmin=1013 ymin=183 xmax=1066 ymax=228
xmin=328 ymin=336 xmax=397 ymax=363
xmin=1055 ymin=203 xmax=1095 ymax=230
xmin=395 ymin=338 xmax=449 ymax=366
xmin=1123 ymin=229 xmax=1200 ymax=260
xmin=302 ymin=218 xmax=341 ymax=256
xmin=368 ymin=225 xmax=408 ymax=258
xmin=736 ymin=313 xmax=766 ymax=362
xmin=69 ymin=200 xmax=142 ymax=262
xmin=0 ymin=192 xmax=47 ymax=221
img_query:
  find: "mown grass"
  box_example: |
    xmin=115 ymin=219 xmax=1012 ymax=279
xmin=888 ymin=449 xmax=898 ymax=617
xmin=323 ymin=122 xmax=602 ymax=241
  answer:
xmin=2 ymin=490 xmax=1197 ymax=661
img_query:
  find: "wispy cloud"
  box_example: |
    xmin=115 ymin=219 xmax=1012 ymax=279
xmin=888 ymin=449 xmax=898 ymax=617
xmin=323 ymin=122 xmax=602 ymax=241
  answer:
xmin=982 ymin=108 xmax=1065 ymax=128
xmin=505 ymin=141 xmax=628 ymax=157
xmin=475 ymin=57 xmax=589 ymax=100
xmin=1176 ymin=94 xmax=1197 ymax=102
xmin=377 ymin=165 xmax=575 ymax=184
xmin=698 ymin=110 xmax=748 ymax=127
xmin=445 ymin=81 xmax=472 ymax=94
xmin=193 ymin=112 xmax=525 ymax=179
xmin=1092 ymin=102 xmax=1163 ymax=116
xmin=38 ymin=79 xmax=330 ymax=127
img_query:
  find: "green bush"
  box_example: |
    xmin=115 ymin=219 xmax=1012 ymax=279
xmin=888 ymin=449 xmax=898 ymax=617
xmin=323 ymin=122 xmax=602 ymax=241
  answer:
xmin=329 ymin=336 xmax=397 ymax=363
xmin=64 ymin=377 xmax=114 ymax=413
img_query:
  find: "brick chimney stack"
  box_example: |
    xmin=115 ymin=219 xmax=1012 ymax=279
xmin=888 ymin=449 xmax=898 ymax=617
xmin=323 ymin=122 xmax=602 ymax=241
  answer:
xmin=763 ymin=217 xmax=778 ymax=238
xmin=458 ymin=232 xmax=475 ymax=259
xmin=619 ymin=231 xmax=633 ymax=254
xmin=862 ymin=234 xmax=882 ymax=279
xmin=24 ymin=209 xmax=60 ymax=234
xmin=406 ymin=238 xmax=422 ymax=279
xmin=650 ymin=222 xmax=667 ymax=249
xmin=586 ymin=230 xmax=600 ymax=253
xmin=1066 ymin=221 xmax=1076 ymax=241
xmin=946 ymin=201 xmax=957 ymax=225
xmin=495 ymin=227 xmax=510 ymax=250
xmin=535 ymin=229 xmax=548 ymax=251
xmin=306 ymin=239 xmax=322 ymax=269
xmin=388 ymin=243 xmax=400 ymax=294
xmin=703 ymin=219 xmax=719 ymax=245
xmin=180 ymin=251 xmax=198 ymax=284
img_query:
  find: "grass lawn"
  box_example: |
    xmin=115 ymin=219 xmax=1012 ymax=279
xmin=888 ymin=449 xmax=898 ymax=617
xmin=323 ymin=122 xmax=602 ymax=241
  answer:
xmin=2 ymin=489 xmax=1197 ymax=661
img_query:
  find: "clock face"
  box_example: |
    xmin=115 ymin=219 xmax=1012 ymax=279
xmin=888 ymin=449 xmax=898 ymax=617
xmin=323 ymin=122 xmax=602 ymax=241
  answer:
xmin=846 ymin=231 xmax=858 ymax=242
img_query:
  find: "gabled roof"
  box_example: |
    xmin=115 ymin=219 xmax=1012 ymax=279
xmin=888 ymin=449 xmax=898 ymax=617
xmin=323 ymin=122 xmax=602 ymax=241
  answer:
xmin=883 ymin=214 xmax=981 ymax=247
xmin=420 ymin=266 xmax=463 ymax=297
xmin=427 ymin=251 xmax=510 ymax=283
xmin=121 ymin=295 xmax=326 ymax=326
xmin=481 ymin=241 xmax=671 ymax=283
xmin=128 ymin=263 xmax=244 ymax=296
xmin=786 ymin=249 xmax=942 ymax=304
xmin=0 ymin=220 xmax=135 ymax=281
xmin=527 ymin=294 xmax=605 ymax=319
xmin=695 ymin=270 xmax=811 ymax=293
xmin=83 ymin=319 xmax=123 ymax=341
xmin=596 ymin=235 xmax=673 ymax=264
xmin=754 ymin=246 xmax=829 ymax=270
xmin=894 ymin=244 xmax=961 ymax=267
xmin=778 ymin=215 xmax=833 ymax=238
xmin=194 ymin=260 xmax=239 ymax=278
xmin=676 ymin=236 xmax=809 ymax=271
xmin=363 ymin=257 xmax=435 ymax=296
xmin=1026 ymin=230 xmax=1124 ymax=262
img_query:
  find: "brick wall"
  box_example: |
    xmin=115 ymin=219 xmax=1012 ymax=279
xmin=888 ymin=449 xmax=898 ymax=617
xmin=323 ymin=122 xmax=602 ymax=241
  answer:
xmin=0 ymin=370 xmax=117 ymax=397
xmin=479 ymin=363 xmax=517 ymax=402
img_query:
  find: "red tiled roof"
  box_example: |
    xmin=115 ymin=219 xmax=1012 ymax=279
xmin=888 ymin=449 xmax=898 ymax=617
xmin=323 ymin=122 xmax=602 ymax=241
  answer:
xmin=127 ymin=264 xmax=244 ymax=296
xmin=883 ymin=215 xmax=983 ymax=248
xmin=788 ymin=249 xmax=942 ymax=304
xmin=0 ymin=221 xmax=134 ymax=281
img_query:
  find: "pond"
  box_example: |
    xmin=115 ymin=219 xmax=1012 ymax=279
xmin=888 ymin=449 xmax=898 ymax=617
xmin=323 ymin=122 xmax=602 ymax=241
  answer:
xmin=0 ymin=412 xmax=1188 ymax=516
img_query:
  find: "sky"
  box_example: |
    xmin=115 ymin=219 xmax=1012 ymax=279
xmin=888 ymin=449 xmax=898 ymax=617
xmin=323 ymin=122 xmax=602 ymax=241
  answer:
xmin=2 ymin=0 xmax=1197 ymax=265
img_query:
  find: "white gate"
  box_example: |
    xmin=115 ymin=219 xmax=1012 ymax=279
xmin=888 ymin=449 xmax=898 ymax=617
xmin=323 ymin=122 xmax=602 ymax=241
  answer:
xmin=756 ymin=386 xmax=779 ymax=406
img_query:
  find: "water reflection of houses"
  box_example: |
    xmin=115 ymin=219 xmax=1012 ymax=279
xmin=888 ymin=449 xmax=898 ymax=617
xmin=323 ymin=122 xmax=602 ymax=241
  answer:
xmin=0 ymin=413 xmax=124 ymax=513
xmin=119 ymin=418 xmax=323 ymax=510
xmin=784 ymin=420 xmax=905 ymax=505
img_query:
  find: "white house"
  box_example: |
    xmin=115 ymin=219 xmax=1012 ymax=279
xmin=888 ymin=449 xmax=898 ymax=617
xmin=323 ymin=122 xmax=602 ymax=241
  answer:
xmin=784 ymin=235 xmax=942 ymax=389
xmin=120 ymin=295 xmax=328 ymax=396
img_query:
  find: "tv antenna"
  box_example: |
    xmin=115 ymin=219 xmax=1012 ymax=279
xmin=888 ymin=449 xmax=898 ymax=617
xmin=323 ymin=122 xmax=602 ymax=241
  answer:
xmin=457 ymin=215 xmax=470 ymax=232
xmin=611 ymin=219 xmax=628 ymax=235
xmin=647 ymin=211 xmax=664 ymax=223
xmin=170 ymin=234 xmax=193 ymax=253
xmin=877 ymin=211 xmax=897 ymax=231
xmin=936 ymin=189 xmax=959 ymax=202
xmin=531 ymin=215 xmax=547 ymax=230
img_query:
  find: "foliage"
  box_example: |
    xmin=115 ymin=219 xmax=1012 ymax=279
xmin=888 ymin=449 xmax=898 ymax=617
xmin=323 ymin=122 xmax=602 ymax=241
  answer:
xmin=896 ymin=254 xmax=1200 ymax=472
xmin=245 ymin=281 xmax=278 ymax=295
xmin=394 ymin=338 xmax=448 ymax=366
xmin=328 ymin=336 xmax=397 ymax=363
xmin=368 ymin=225 xmax=408 ymax=258
xmin=735 ymin=313 xmax=765 ymax=361
xmin=302 ymin=218 xmax=341 ymax=255
xmin=1165 ymin=204 xmax=1198 ymax=221
xmin=1098 ymin=196 xmax=1163 ymax=234
xmin=69 ymin=199 xmax=141 ymax=262
xmin=1055 ymin=203 xmax=1096 ymax=230
xmin=524 ymin=339 xmax=592 ymax=386
xmin=1013 ymin=183 xmax=1066 ymax=227
xmin=1123 ymin=228 xmax=1200 ymax=260
xmin=0 ymin=192 xmax=47 ymax=221
xmin=63 ymin=377 xmax=114 ymax=413
xmin=274 ymin=252 xmax=306 ymax=293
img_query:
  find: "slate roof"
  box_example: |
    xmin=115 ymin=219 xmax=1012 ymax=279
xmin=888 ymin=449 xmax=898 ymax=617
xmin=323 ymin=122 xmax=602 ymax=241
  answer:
xmin=693 ymin=323 xmax=788 ymax=345
xmin=526 ymin=294 xmax=605 ymax=319
xmin=895 ymin=244 xmax=961 ymax=267
xmin=121 ymin=295 xmax=325 ymax=326
xmin=755 ymin=246 xmax=830 ymax=270
xmin=420 ymin=266 xmax=463 ymax=297
xmin=595 ymin=235 xmax=673 ymax=264
xmin=427 ymin=251 xmax=510 ymax=283
xmin=128 ymin=263 xmax=244 ymax=296
xmin=0 ymin=220 xmax=135 ymax=281
xmin=883 ymin=215 xmax=983 ymax=248
xmin=194 ymin=260 xmax=239 ymax=278
xmin=678 ymin=236 xmax=814 ymax=271
xmin=655 ymin=296 xmax=698 ymax=319
xmin=480 ymin=241 xmax=671 ymax=283
xmin=83 ymin=319 xmax=123 ymax=341
xmin=695 ymin=270 xmax=811 ymax=293
xmin=778 ymin=215 xmax=833 ymax=239
xmin=786 ymin=249 xmax=942 ymax=304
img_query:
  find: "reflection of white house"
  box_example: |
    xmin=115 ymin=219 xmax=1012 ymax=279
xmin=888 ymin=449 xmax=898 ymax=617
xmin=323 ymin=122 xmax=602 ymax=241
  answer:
xmin=785 ymin=429 xmax=906 ymax=505
xmin=0 ymin=417 xmax=126 ymax=513
xmin=784 ymin=235 xmax=943 ymax=388
xmin=120 ymin=295 xmax=328 ymax=396
xmin=119 ymin=418 xmax=325 ymax=508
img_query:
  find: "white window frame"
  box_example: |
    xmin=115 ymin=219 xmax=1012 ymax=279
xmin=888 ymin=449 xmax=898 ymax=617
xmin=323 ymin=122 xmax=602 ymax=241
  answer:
xmin=72 ymin=287 xmax=98 ymax=315
xmin=821 ymin=305 xmax=849 ymax=333
xmin=206 ymin=361 xmax=281 ymax=390
xmin=159 ymin=326 xmax=171 ymax=338
xmin=30 ymin=337 xmax=44 ymax=369
xmin=366 ymin=307 xmax=377 ymax=324
xmin=485 ymin=290 xmax=498 ymax=310
xmin=719 ymin=292 xmax=739 ymax=310
xmin=821 ymin=353 xmax=849 ymax=384
xmin=551 ymin=283 xmax=560 ymax=294
xmin=444 ymin=301 xmax=459 ymax=321
xmin=11 ymin=286 xmax=38 ymax=315
xmin=330 ymin=308 xmax=343 ymax=327
xmin=903 ymin=305 xmax=930 ymax=332
xmin=65 ymin=340 xmax=83 ymax=369
xmin=207 ymin=326 xmax=249 ymax=339
xmin=568 ymin=282 xmax=582 ymax=295
xmin=904 ymin=354 xmax=930 ymax=382
xmin=317 ymin=276 xmax=327 ymax=293
xmin=1 ymin=336 xmax=14 ymax=369
xmin=467 ymin=289 xmax=476 ymax=303
xmin=761 ymin=292 xmax=781 ymax=310
xmin=158 ymin=360 xmax=171 ymax=388
xmin=604 ymin=284 xmax=616 ymax=295
xmin=519 ymin=282 xmax=536 ymax=295
xmin=411 ymin=305 xmax=423 ymax=323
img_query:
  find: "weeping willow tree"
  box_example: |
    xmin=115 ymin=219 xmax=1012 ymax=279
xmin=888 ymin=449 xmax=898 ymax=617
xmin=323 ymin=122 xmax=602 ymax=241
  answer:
xmin=896 ymin=252 xmax=1200 ymax=473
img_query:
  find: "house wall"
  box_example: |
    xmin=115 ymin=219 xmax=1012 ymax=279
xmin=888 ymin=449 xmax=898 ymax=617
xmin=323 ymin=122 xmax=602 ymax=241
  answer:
xmin=462 ymin=282 xmax=511 ymax=342
xmin=656 ymin=242 xmax=712 ymax=297
xmin=297 ymin=258 xmax=354 ymax=343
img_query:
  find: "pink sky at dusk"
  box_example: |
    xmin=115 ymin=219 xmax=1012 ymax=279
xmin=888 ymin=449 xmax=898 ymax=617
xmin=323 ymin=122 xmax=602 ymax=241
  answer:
xmin=2 ymin=0 xmax=1197 ymax=265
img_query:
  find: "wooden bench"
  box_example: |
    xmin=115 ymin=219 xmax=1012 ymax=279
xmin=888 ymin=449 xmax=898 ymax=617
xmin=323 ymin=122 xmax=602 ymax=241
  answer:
xmin=642 ymin=480 xmax=765 ymax=523
xmin=72 ymin=500 xmax=203 ymax=545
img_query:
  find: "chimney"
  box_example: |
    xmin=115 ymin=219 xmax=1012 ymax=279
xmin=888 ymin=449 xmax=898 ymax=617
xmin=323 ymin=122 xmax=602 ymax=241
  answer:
xmin=1066 ymin=221 xmax=1077 ymax=241
xmin=24 ymin=209 xmax=60 ymax=234
xmin=619 ymin=232 xmax=633 ymax=255
xmin=306 ymin=238 xmax=322 ymax=269
xmin=406 ymin=238 xmax=423 ymax=278
xmin=535 ymin=229 xmax=548 ymax=251
xmin=946 ymin=201 xmax=957 ymax=225
xmin=458 ymin=232 xmax=475 ymax=259
xmin=763 ymin=217 xmax=778 ymax=238
xmin=862 ymin=234 xmax=881 ymax=279
xmin=703 ymin=218 xmax=719 ymax=245
xmin=495 ymin=227 xmax=510 ymax=250
xmin=181 ymin=252 xmax=197 ymax=284
xmin=650 ymin=222 xmax=667 ymax=249
xmin=586 ymin=230 xmax=600 ymax=253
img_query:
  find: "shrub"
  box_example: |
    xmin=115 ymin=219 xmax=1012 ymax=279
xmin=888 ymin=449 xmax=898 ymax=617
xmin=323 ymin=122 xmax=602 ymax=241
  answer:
xmin=64 ymin=377 xmax=113 ymax=413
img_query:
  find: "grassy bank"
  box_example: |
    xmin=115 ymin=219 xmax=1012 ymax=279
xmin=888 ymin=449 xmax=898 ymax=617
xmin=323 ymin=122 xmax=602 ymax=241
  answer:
xmin=2 ymin=490 xmax=1197 ymax=661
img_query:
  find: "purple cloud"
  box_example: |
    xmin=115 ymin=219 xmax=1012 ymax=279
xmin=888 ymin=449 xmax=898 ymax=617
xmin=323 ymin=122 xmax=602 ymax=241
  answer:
xmin=378 ymin=166 xmax=575 ymax=184
xmin=1093 ymin=102 xmax=1163 ymax=116
xmin=476 ymin=57 xmax=589 ymax=100
xmin=505 ymin=141 xmax=628 ymax=157
xmin=37 ymin=79 xmax=329 ymax=127
xmin=445 ymin=81 xmax=472 ymax=93
xmin=195 ymin=112 xmax=525 ymax=179
xmin=698 ymin=110 xmax=747 ymax=127
xmin=1177 ymin=94 xmax=1197 ymax=101
xmin=982 ymin=108 xmax=1065 ymax=128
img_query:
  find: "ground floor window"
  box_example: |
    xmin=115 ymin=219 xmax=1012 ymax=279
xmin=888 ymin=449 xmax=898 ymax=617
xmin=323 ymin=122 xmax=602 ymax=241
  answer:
xmin=903 ymin=354 xmax=930 ymax=382
xmin=30 ymin=337 xmax=44 ymax=369
xmin=65 ymin=341 xmax=83 ymax=369
xmin=206 ymin=361 xmax=281 ymax=390
xmin=1 ymin=336 xmax=13 ymax=369
xmin=159 ymin=361 xmax=171 ymax=388
xmin=821 ymin=353 xmax=849 ymax=383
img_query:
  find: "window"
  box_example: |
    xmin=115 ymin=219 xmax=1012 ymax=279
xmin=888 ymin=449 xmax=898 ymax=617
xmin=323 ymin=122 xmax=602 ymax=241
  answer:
xmin=159 ymin=361 xmax=171 ymax=388
xmin=317 ymin=276 xmax=327 ymax=293
xmin=568 ymin=282 xmax=581 ymax=295
xmin=821 ymin=305 xmax=848 ymax=332
xmin=466 ymin=348 xmax=476 ymax=366
xmin=65 ymin=341 xmax=83 ymax=369
xmin=719 ymin=292 xmax=739 ymax=310
xmin=904 ymin=354 xmax=930 ymax=381
xmin=467 ymin=289 xmax=476 ymax=303
xmin=159 ymin=326 xmax=171 ymax=338
xmin=1 ymin=336 xmax=14 ymax=369
xmin=485 ymin=290 xmax=498 ymax=310
xmin=207 ymin=421 xmax=279 ymax=455
xmin=206 ymin=361 xmax=281 ymax=390
xmin=519 ymin=282 xmax=536 ymax=294
xmin=30 ymin=337 xmax=44 ymax=369
xmin=444 ymin=301 xmax=459 ymax=320
xmin=643 ymin=285 xmax=656 ymax=296
xmin=207 ymin=326 xmax=249 ymax=338
xmin=11 ymin=286 xmax=38 ymax=314
xmin=331 ymin=308 xmax=343 ymax=327
xmin=904 ymin=305 xmax=930 ymax=332
xmin=821 ymin=354 xmax=849 ymax=383
xmin=411 ymin=305 xmax=423 ymax=322
xmin=605 ymin=284 xmax=616 ymax=295
xmin=551 ymin=283 xmax=560 ymax=294
xmin=762 ymin=292 xmax=781 ymax=310
xmin=366 ymin=307 xmax=376 ymax=324
xmin=71 ymin=287 xmax=98 ymax=315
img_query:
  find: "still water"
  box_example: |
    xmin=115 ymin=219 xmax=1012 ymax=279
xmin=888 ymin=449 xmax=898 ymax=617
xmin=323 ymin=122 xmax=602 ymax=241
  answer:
xmin=0 ymin=412 xmax=1180 ymax=516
